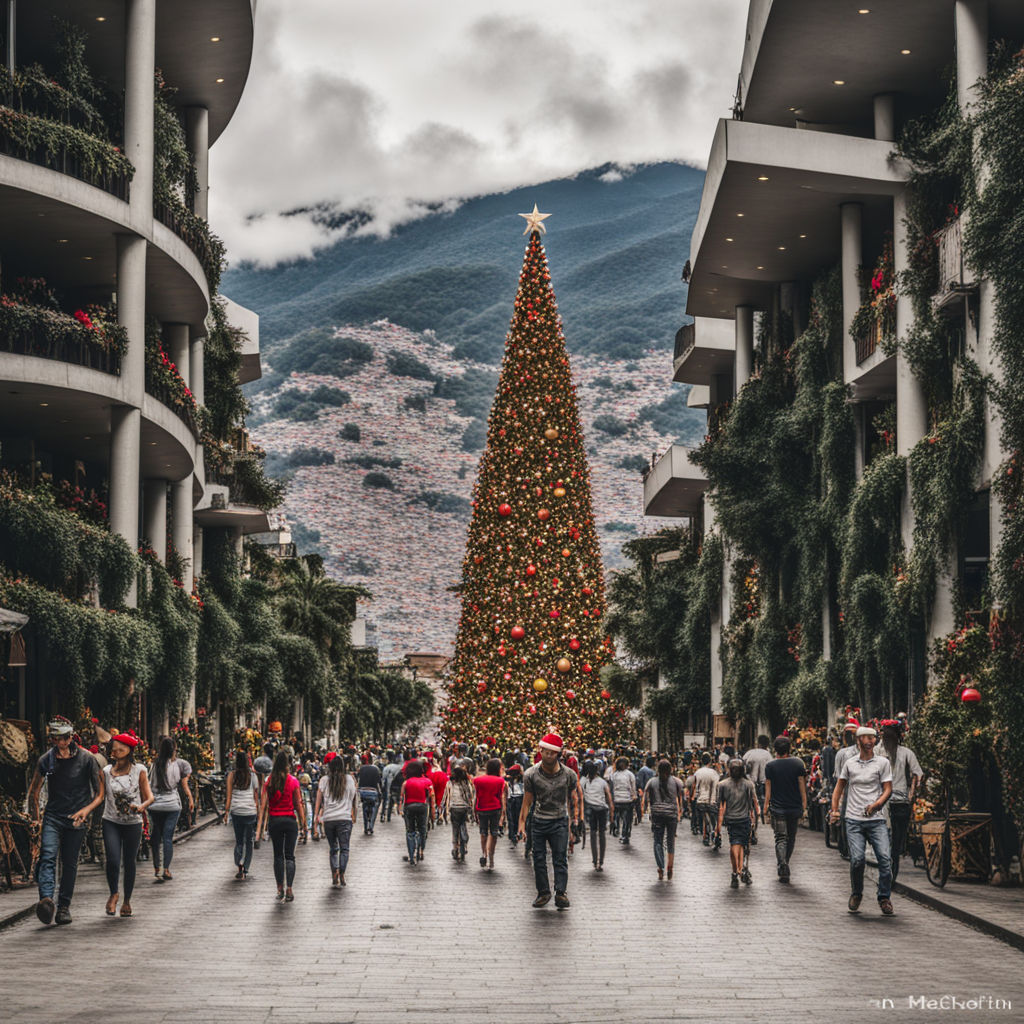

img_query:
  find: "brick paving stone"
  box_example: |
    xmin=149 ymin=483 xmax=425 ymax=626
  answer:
xmin=0 ymin=814 xmax=1021 ymax=1024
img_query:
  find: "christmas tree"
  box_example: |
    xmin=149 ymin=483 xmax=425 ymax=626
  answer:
xmin=441 ymin=208 xmax=623 ymax=749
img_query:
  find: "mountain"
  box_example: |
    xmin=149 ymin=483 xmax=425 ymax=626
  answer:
xmin=224 ymin=162 xmax=706 ymax=657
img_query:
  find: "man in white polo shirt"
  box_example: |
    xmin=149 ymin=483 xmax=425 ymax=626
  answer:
xmin=830 ymin=725 xmax=894 ymax=916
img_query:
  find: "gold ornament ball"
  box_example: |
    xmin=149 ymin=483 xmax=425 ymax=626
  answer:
xmin=544 ymin=427 xmax=559 ymax=441
xmin=553 ymin=487 xmax=566 ymax=498
xmin=533 ymin=677 xmax=548 ymax=692
xmin=556 ymin=658 xmax=572 ymax=674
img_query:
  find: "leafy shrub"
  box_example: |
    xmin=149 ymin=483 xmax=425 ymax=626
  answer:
xmin=409 ymin=491 xmax=470 ymax=515
xmin=618 ymin=454 xmax=649 ymax=473
xmin=404 ymin=394 xmax=427 ymax=412
xmin=592 ymin=414 xmax=630 ymax=437
xmin=346 ymin=454 xmax=402 ymax=470
xmin=339 ymin=423 xmax=361 ymax=441
xmin=362 ymin=472 xmax=395 ymax=490
xmin=386 ymin=350 xmax=435 ymax=381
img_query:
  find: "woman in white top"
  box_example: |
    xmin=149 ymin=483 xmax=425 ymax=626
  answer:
xmin=148 ymin=736 xmax=194 ymax=882
xmin=102 ymin=733 xmax=154 ymax=917
xmin=223 ymin=749 xmax=261 ymax=879
xmin=580 ymin=760 xmax=615 ymax=870
xmin=314 ymin=754 xmax=357 ymax=887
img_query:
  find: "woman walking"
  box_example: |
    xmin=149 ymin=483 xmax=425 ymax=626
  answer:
xmin=314 ymin=753 xmax=357 ymax=887
xmin=398 ymin=759 xmax=434 ymax=866
xmin=471 ymin=757 xmax=506 ymax=870
xmin=257 ymin=751 xmax=305 ymax=901
xmin=148 ymin=737 xmax=193 ymax=883
xmin=580 ymin=760 xmax=614 ymax=871
xmin=102 ymin=733 xmax=154 ymax=917
xmin=642 ymin=759 xmax=686 ymax=880
xmin=442 ymin=762 xmax=474 ymax=862
xmin=505 ymin=764 xmax=524 ymax=849
xmin=224 ymin=749 xmax=260 ymax=879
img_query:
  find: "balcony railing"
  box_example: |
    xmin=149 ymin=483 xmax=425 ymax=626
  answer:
xmin=856 ymin=319 xmax=886 ymax=365
xmin=145 ymin=378 xmax=199 ymax=436
xmin=935 ymin=216 xmax=975 ymax=299
xmin=154 ymin=200 xmax=224 ymax=291
xmin=674 ymin=323 xmax=695 ymax=362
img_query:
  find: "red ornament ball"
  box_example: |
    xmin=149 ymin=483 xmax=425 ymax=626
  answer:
xmin=537 ymin=508 xmax=551 ymax=521
xmin=549 ymin=609 xmax=560 ymax=619
xmin=510 ymin=625 xmax=526 ymax=641
xmin=582 ymin=586 xmax=593 ymax=596
xmin=498 ymin=503 xmax=512 ymax=517
xmin=565 ymin=690 xmax=576 ymax=700
xmin=526 ymin=564 xmax=537 ymax=576
xmin=600 ymin=689 xmax=611 ymax=699
xmin=582 ymin=663 xmax=593 ymax=674
xmin=477 ymin=681 xmax=487 ymax=694
xmin=961 ymin=686 xmax=981 ymax=703
xmin=569 ymin=638 xmax=581 ymax=651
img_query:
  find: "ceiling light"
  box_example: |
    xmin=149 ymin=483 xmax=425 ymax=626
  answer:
xmin=858 ymin=8 xmax=870 ymax=14
xmin=211 ymin=37 xmax=221 ymax=42
xmin=82 ymin=256 xmax=93 ymax=261
xmin=150 ymin=441 xmax=158 ymax=446
xmin=96 ymin=16 xmax=106 ymax=22
xmin=778 ymin=246 xmax=786 ymax=251
xmin=40 ymin=402 xmax=49 ymax=407
xmin=756 ymin=266 xmax=764 ymax=271
xmin=216 ymin=78 xmax=225 ymax=83
xmin=833 ymin=80 xmax=846 ymax=86
xmin=736 ymin=213 xmax=744 ymax=218
xmin=757 ymin=175 xmax=769 ymax=181
xmin=725 ymin=237 xmax=734 ymax=242
xmin=721 ymin=265 xmax=728 ymax=269
xmin=57 ymin=238 xmax=69 ymax=243
xmin=900 ymin=49 xmax=911 ymax=55
xmin=799 ymin=234 xmax=807 ymax=239
xmin=788 ymin=107 xmax=797 ymax=112
xmin=84 ymin=436 xmax=91 ymax=440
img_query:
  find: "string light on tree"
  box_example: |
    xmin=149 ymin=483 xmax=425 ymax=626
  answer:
xmin=441 ymin=210 xmax=623 ymax=749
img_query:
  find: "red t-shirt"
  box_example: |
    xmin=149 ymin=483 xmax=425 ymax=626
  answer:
xmin=403 ymin=776 xmax=433 ymax=804
xmin=429 ymin=768 xmax=449 ymax=805
xmin=472 ymin=774 xmax=506 ymax=812
xmin=264 ymin=774 xmax=299 ymax=816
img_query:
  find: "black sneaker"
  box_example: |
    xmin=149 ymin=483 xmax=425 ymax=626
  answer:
xmin=532 ymin=891 xmax=552 ymax=908
xmin=750 ymin=834 xmax=758 ymax=845
xmin=741 ymin=868 xmax=752 ymax=885
xmin=35 ymin=897 xmax=55 ymax=925
xmin=479 ymin=856 xmax=487 ymax=867
xmin=554 ymin=891 xmax=570 ymax=909
xmin=778 ymin=862 xmax=790 ymax=883
xmin=55 ymin=906 xmax=72 ymax=925
xmin=730 ymin=873 xmax=739 ymax=889
xmin=848 ymin=893 xmax=862 ymax=913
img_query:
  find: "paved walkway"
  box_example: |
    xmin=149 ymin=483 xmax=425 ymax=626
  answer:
xmin=2 ymin=814 xmax=1021 ymax=1024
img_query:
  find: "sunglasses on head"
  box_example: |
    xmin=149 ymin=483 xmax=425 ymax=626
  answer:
xmin=50 ymin=733 xmax=71 ymax=741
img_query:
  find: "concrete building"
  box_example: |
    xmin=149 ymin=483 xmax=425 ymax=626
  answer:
xmin=0 ymin=1 xmax=265 ymax=721
xmin=645 ymin=0 xmax=1021 ymax=730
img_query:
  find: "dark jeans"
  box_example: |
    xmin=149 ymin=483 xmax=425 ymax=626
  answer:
xmin=585 ymin=806 xmax=607 ymax=866
xmin=268 ymin=815 xmax=298 ymax=888
xmin=847 ymin=817 xmax=892 ymax=901
xmin=889 ymin=802 xmax=912 ymax=882
xmin=360 ymin=790 xmax=379 ymax=832
xmin=149 ymin=808 xmax=180 ymax=872
xmin=404 ymin=803 xmax=429 ymax=860
xmin=770 ymin=811 xmax=802 ymax=867
xmin=450 ymin=807 xmax=470 ymax=850
xmin=38 ymin=813 xmax=86 ymax=908
xmin=531 ymin=815 xmax=569 ymax=895
xmin=506 ymin=796 xmax=522 ymax=839
xmin=231 ymin=813 xmax=257 ymax=871
xmin=651 ymin=813 xmax=678 ymax=870
xmin=384 ymin=788 xmax=401 ymax=821
xmin=613 ymin=802 xmax=633 ymax=840
xmin=324 ymin=819 xmax=353 ymax=874
xmin=103 ymin=820 xmax=142 ymax=900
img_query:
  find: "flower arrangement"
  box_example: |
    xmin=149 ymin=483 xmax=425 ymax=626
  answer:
xmin=233 ymin=726 xmax=263 ymax=757
xmin=850 ymin=233 xmax=896 ymax=347
xmin=170 ymin=721 xmax=214 ymax=770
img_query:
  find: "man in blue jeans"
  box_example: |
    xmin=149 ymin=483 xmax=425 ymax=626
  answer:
xmin=27 ymin=716 xmax=105 ymax=926
xmin=518 ymin=732 xmax=580 ymax=910
xmin=830 ymin=725 xmax=894 ymax=916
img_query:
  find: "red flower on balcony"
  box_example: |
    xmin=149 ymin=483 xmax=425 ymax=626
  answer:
xmin=73 ymin=309 xmax=96 ymax=330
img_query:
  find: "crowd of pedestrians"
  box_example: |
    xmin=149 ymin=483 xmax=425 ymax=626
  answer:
xmin=26 ymin=711 xmax=924 ymax=923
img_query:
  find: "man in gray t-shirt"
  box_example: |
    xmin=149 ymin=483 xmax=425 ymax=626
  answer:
xmin=519 ymin=733 xmax=580 ymax=909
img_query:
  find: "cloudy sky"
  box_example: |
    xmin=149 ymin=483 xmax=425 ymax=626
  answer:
xmin=210 ymin=0 xmax=748 ymax=265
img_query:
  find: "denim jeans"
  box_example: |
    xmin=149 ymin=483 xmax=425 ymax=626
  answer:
xmin=324 ymin=819 xmax=353 ymax=874
xmin=846 ymin=816 xmax=892 ymax=900
xmin=449 ymin=807 xmax=470 ymax=851
xmin=383 ymin=788 xmax=400 ymax=821
xmin=531 ymin=815 xmax=569 ymax=894
xmin=269 ymin=816 xmax=298 ymax=888
xmin=585 ymin=806 xmax=607 ymax=866
xmin=506 ymin=796 xmax=522 ymax=839
xmin=231 ymin=813 xmax=257 ymax=871
xmin=613 ymin=802 xmax=633 ymax=841
xmin=888 ymin=802 xmax=912 ymax=882
xmin=404 ymin=803 xmax=429 ymax=860
xmin=650 ymin=813 xmax=677 ymax=870
xmin=149 ymin=808 xmax=180 ymax=872
xmin=38 ymin=813 xmax=86 ymax=908
xmin=360 ymin=790 xmax=379 ymax=832
xmin=103 ymin=820 xmax=142 ymax=900
xmin=770 ymin=811 xmax=802 ymax=867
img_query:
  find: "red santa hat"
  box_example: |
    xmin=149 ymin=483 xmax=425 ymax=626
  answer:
xmin=538 ymin=732 xmax=563 ymax=752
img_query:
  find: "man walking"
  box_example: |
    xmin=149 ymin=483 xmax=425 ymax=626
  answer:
xmin=519 ymin=733 xmax=580 ymax=909
xmin=743 ymin=735 xmax=771 ymax=845
xmin=830 ymin=725 xmax=895 ymax=915
xmin=692 ymin=753 xmax=720 ymax=846
xmin=27 ymin=716 xmax=105 ymax=926
xmin=763 ymin=735 xmax=807 ymax=882
xmin=715 ymin=759 xmax=759 ymax=887
xmin=879 ymin=719 xmax=922 ymax=882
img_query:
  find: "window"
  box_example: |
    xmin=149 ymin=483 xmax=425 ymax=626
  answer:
xmin=960 ymin=490 xmax=990 ymax=615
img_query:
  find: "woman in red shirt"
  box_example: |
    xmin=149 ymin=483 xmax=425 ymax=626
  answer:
xmin=471 ymin=758 xmax=507 ymax=871
xmin=398 ymin=760 xmax=434 ymax=865
xmin=257 ymin=752 xmax=306 ymax=901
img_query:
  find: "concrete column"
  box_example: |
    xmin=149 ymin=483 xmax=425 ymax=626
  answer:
xmin=840 ymin=203 xmax=863 ymax=382
xmin=171 ymin=478 xmax=194 ymax=590
xmin=955 ymin=1 xmax=989 ymax=113
xmin=109 ymin=406 xmax=141 ymax=606
xmin=194 ymin=525 xmax=204 ymax=579
xmin=185 ymin=107 xmax=210 ymax=220
xmin=124 ymin=0 xmax=156 ymax=229
xmin=116 ymin=234 xmax=147 ymax=403
xmin=4 ymin=1 xmax=15 ymax=75
xmin=190 ymin=336 xmax=205 ymax=406
xmin=165 ymin=324 xmax=190 ymax=390
xmin=734 ymin=305 xmax=754 ymax=391
xmin=232 ymin=525 xmax=244 ymax=562
xmin=143 ymin=480 xmax=167 ymax=561
xmin=873 ymin=94 xmax=896 ymax=142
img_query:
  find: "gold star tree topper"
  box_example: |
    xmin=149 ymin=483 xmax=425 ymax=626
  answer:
xmin=518 ymin=204 xmax=551 ymax=235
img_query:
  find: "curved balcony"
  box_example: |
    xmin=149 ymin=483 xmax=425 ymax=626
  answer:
xmin=643 ymin=445 xmax=709 ymax=518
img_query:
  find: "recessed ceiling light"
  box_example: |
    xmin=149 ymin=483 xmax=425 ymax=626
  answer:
xmin=150 ymin=441 xmax=158 ymax=446
xmin=57 ymin=238 xmax=69 ymax=243
xmin=725 ymin=237 xmax=734 ymax=242
xmin=778 ymin=246 xmax=786 ymax=251
xmin=900 ymin=49 xmax=911 ymax=55
xmin=721 ymin=265 xmax=728 ymax=269
xmin=757 ymin=175 xmax=769 ymax=181
xmin=40 ymin=402 xmax=48 ymax=407
xmin=834 ymin=80 xmax=846 ymax=86
xmin=736 ymin=213 xmax=744 ymax=218
xmin=756 ymin=266 xmax=764 ymax=270
xmin=788 ymin=107 xmax=797 ymax=112
xmin=858 ymin=9 xmax=870 ymax=14
xmin=96 ymin=16 xmax=106 ymax=22
xmin=799 ymin=234 xmax=807 ymax=239
xmin=211 ymin=37 xmax=221 ymax=42
xmin=84 ymin=436 xmax=91 ymax=440
xmin=216 ymin=78 xmax=225 ymax=83
xmin=82 ymin=256 xmax=93 ymax=261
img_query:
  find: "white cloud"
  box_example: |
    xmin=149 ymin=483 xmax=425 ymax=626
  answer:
xmin=210 ymin=0 xmax=748 ymax=265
